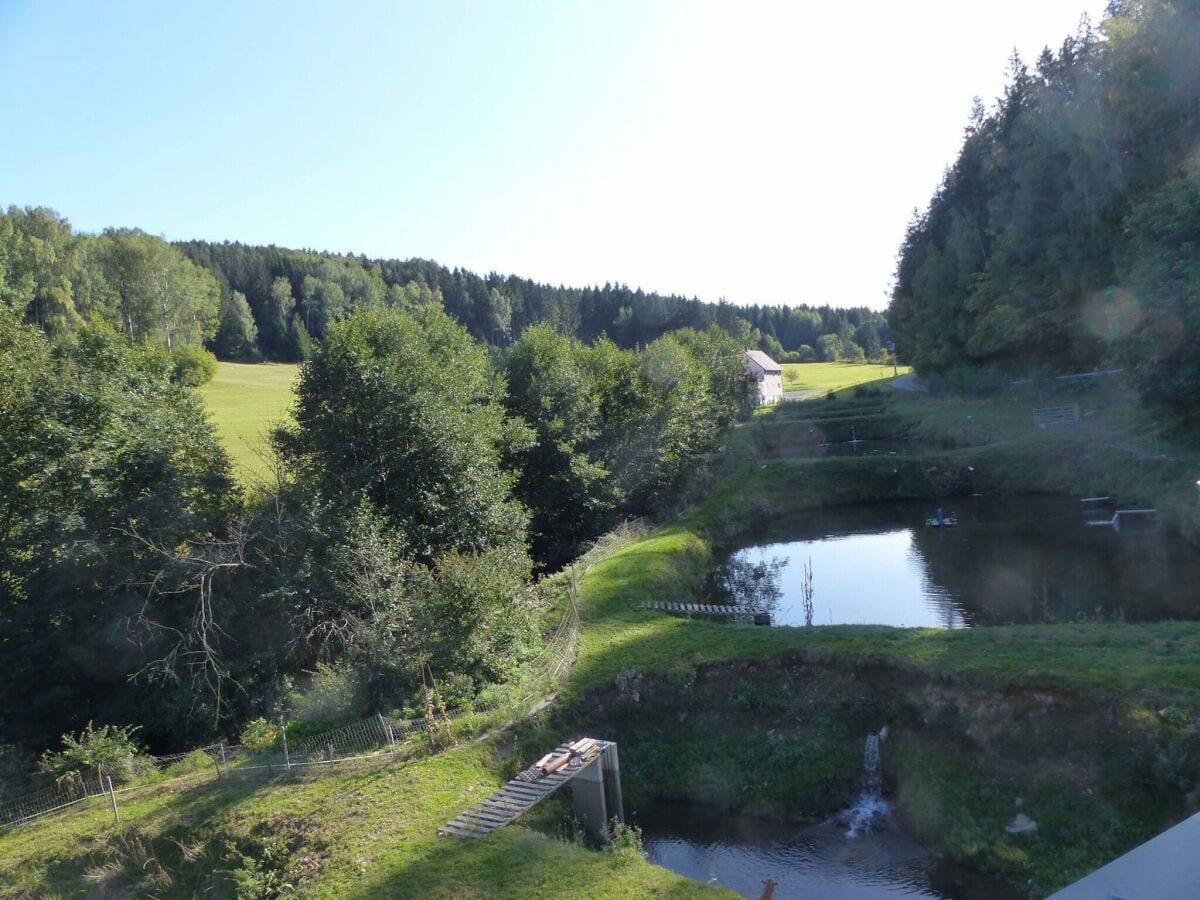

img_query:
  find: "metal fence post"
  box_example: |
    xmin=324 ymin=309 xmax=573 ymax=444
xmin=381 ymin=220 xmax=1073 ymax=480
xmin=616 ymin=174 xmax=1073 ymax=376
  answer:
xmin=106 ymin=776 xmax=120 ymax=825
xmin=379 ymin=713 xmax=396 ymax=753
xmin=281 ymin=723 xmax=291 ymax=770
xmin=219 ymin=742 xmax=227 ymax=776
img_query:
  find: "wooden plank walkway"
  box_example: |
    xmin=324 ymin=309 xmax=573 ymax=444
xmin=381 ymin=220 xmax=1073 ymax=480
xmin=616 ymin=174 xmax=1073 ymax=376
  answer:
xmin=642 ymin=601 xmax=762 ymax=616
xmin=439 ymin=740 xmax=605 ymax=839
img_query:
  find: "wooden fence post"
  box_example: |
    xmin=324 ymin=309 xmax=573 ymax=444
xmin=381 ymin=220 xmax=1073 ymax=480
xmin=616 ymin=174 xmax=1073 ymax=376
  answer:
xmin=106 ymin=776 xmax=120 ymax=825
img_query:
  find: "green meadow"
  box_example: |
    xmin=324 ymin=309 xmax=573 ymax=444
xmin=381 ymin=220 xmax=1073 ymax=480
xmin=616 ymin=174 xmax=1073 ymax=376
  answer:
xmin=780 ymin=361 xmax=912 ymax=395
xmin=199 ymin=362 xmax=301 ymax=482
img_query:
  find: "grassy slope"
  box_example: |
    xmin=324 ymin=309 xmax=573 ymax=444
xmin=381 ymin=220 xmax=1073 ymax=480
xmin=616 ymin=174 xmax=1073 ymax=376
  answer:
xmin=0 ymin=744 xmax=725 ymax=898
xmin=198 ymin=362 xmax=300 ymax=482
xmin=781 ymin=361 xmax=912 ymax=393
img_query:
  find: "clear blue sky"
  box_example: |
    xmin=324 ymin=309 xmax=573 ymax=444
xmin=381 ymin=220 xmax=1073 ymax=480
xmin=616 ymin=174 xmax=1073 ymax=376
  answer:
xmin=1 ymin=0 xmax=1105 ymax=309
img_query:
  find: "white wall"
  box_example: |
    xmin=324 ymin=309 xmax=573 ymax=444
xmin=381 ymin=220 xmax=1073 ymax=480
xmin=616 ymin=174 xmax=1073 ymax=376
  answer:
xmin=759 ymin=372 xmax=783 ymax=403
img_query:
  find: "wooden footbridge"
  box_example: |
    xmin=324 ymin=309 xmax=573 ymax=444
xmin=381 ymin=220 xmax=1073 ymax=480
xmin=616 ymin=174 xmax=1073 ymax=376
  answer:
xmin=643 ymin=601 xmax=771 ymax=623
xmin=440 ymin=738 xmax=623 ymax=840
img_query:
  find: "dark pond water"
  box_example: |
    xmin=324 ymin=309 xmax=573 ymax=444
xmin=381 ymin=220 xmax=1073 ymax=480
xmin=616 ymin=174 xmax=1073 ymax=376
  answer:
xmin=714 ymin=496 xmax=1200 ymax=627
xmin=640 ymin=802 xmax=1025 ymax=899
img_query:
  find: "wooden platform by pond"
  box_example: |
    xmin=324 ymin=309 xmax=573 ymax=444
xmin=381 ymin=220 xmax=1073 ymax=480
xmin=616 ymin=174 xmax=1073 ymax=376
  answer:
xmin=440 ymin=738 xmax=620 ymax=839
xmin=642 ymin=601 xmax=763 ymax=616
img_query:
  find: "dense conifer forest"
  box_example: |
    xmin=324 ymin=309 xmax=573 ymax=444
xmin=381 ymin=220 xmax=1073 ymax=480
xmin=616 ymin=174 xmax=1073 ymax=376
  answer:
xmin=889 ymin=0 xmax=1200 ymax=409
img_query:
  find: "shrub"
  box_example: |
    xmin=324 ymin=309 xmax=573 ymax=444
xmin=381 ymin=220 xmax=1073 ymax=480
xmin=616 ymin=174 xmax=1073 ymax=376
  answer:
xmin=288 ymin=663 xmax=364 ymax=726
xmin=603 ymin=819 xmax=645 ymax=857
xmin=170 ymin=345 xmax=219 ymax=386
xmin=240 ymin=718 xmax=280 ymax=752
xmin=161 ymin=749 xmax=218 ymax=779
xmin=40 ymin=723 xmax=153 ymax=786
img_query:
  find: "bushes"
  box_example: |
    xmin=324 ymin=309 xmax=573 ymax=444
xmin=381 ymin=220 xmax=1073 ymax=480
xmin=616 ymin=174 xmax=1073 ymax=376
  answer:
xmin=239 ymin=718 xmax=281 ymax=752
xmin=288 ymin=664 xmax=364 ymax=727
xmin=39 ymin=723 xmax=153 ymax=786
xmin=170 ymin=345 xmax=219 ymax=386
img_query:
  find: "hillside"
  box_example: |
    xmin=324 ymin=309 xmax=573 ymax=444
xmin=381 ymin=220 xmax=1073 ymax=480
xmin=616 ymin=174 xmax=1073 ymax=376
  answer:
xmin=889 ymin=0 xmax=1200 ymax=413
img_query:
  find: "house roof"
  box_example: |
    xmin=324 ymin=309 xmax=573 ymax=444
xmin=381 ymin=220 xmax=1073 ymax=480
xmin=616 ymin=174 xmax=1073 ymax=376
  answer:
xmin=744 ymin=349 xmax=782 ymax=373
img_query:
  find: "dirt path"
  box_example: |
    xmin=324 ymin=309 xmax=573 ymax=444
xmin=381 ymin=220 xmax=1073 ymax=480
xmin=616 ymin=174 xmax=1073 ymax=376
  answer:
xmin=889 ymin=373 xmax=926 ymax=392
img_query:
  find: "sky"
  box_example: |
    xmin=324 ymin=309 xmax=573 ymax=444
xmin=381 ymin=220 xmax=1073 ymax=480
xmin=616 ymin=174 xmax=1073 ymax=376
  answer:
xmin=0 ymin=0 xmax=1108 ymax=310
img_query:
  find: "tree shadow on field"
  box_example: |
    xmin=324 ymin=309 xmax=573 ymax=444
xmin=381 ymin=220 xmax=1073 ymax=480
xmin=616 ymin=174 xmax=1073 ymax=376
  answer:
xmin=342 ymin=824 xmax=730 ymax=899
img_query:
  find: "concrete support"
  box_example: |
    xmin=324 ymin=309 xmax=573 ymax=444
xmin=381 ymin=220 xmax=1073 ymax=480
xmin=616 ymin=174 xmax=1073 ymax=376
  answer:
xmin=571 ymin=755 xmax=607 ymax=836
xmin=571 ymin=741 xmax=624 ymax=838
xmin=600 ymin=742 xmax=624 ymax=825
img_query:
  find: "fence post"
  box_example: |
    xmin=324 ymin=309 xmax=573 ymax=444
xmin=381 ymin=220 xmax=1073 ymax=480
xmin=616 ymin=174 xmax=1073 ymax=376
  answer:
xmin=378 ymin=713 xmax=396 ymax=753
xmin=569 ymin=565 xmax=582 ymax=617
xmin=219 ymin=742 xmax=227 ymax=776
xmin=281 ymin=723 xmax=291 ymax=770
xmin=106 ymin=776 xmax=120 ymax=825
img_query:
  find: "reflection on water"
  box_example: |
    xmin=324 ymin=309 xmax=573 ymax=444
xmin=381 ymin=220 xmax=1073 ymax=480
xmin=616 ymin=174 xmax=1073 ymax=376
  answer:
xmin=719 ymin=555 xmax=787 ymax=614
xmin=640 ymin=802 xmax=1025 ymax=899
xmin=714 ymin=496 xmax=1200 ymax=627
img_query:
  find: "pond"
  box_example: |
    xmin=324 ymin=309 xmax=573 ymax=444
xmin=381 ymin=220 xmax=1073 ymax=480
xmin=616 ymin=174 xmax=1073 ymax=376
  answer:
xmin=640 ymin=801 xmax=1024 ymax=899
xmin=713 ymin=496 xmax=1200 ymax=627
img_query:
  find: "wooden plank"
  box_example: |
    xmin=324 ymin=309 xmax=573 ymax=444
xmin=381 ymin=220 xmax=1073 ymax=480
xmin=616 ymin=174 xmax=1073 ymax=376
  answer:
xmin=480 ymin=793 xmax=529 ymax=811
xmin=460 ymin=805 xmax=509 ymax=823
xmin=444 ymin=822 xmax=489 ymax=837
xmin=478 ymin=799 xmax=523 ymax=817
xmin=494 ymin=790 xmax=543 ymax=806
xmin=459 ymin=810 xmax=507 ymax=829
xmin=498 ymin=780 xmax=545 ymax=794
xmin=439 ymin=822 xmax=481 ymax=838
xmin=498 ymin=785 xmax=546 ymax=801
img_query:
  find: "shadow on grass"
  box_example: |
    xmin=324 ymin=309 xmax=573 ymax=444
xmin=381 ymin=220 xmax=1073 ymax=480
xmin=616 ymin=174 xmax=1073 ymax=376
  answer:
xmin=341 ymin=825 xmax=732 ymax=900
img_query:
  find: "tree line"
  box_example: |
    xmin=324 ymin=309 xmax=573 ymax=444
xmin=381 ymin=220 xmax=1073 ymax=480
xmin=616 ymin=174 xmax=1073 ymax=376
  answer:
xmin=0 ymin=205 xmax=892 ymax=368
xmin=0 ymin=292 xmax=750 ymax=784
xmin=179 ymin=239 xmax=890 ymax=362
xmin=889 ymin=0 xmax=1200 ymax=409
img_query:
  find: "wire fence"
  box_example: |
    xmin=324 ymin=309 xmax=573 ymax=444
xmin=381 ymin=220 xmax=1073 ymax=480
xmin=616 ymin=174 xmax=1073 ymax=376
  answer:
xmin=0 ymin=556 xmax=593 ymax=833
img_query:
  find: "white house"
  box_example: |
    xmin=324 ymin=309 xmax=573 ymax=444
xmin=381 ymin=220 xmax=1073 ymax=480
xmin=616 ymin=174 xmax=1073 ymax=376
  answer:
xmin=744 ymin=349 xmax=783 ymax=404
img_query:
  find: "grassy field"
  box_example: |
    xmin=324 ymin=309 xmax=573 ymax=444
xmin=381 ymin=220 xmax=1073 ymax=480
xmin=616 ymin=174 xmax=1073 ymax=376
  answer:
xmin=780 ymin=360 xmax=912 ymax=394
xmin=198 ymin=362 xmax=301 ymax=482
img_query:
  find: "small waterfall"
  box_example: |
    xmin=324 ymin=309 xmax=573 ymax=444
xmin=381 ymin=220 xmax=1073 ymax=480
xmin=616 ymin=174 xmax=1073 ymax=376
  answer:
xmin=843 ymin=731 xmax=890 ymax=838
xmin=863 ymin=733 xmax=881 ymax=796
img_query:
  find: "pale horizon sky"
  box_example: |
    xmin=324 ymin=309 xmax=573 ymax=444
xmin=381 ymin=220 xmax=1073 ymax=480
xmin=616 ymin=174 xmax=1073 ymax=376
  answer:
xmin=1 ymin=0 xmax=1107 ymax=310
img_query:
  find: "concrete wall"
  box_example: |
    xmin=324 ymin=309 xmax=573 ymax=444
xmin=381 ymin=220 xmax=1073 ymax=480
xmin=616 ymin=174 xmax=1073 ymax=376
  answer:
xmin=1049 ymin=810 xmax=1200 ymax=899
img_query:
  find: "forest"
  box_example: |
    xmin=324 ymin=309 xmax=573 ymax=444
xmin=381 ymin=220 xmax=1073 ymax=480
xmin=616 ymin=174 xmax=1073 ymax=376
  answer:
xmin=0 ymin=205 xmax=890 ymax=371
xmin=889 ymin=0 xmax=1200 ymax=410
xmin=0 ymin=239 xmax=754 ymax=793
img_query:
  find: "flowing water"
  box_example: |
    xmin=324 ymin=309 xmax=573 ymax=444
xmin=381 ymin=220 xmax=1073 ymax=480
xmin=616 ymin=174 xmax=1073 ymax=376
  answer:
xmin=713 ymin=496 xmax=1200 ymax=627
xmin=843 ymin=733 xmax=888 ymax=838
xmin=642 ymin=732 xmax=1023 ymax=899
